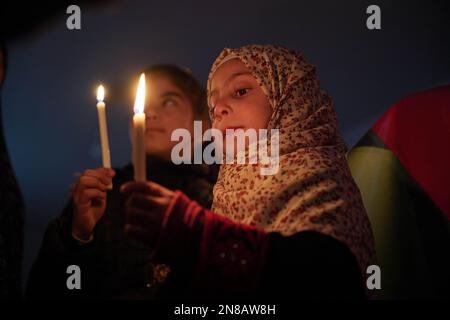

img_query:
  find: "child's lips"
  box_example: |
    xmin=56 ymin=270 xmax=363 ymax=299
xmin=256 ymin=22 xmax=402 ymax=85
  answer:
xmin=146 ymin=127 xmax=165 ymax=133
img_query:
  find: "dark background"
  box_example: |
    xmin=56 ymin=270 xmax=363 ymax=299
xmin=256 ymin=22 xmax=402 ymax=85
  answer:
xmin=1 ymin=0 xmax=449 ymax=286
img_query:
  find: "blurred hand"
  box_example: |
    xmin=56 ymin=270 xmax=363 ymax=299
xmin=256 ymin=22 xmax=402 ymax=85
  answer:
xmin=120 ymin=180 xmax=174 ymax=248
xmin=72 ymin=168 xmax=115 ymax=240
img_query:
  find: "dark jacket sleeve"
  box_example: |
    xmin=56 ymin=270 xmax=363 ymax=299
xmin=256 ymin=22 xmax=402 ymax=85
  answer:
xmin=25 ymin=200 xmax=112 ymax=299
xmin=151 ymin=191 xmax=365 ymax=299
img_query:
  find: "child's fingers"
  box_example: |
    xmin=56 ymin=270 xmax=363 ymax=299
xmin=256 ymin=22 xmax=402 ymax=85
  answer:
xmin=125 ymin=192 xmax=161 ymax=211
xmin=120 ymin=181 xmax=164 ymax=196
xmin=83 ymin=168 xmax=115 ymax=185
xmin=146 ymin=180 xmax=171 ymax=196
xmin=79 ymin=188 xmax=107 ymax=205
xmin=120 ymin=181 xmax=150 ymax=195
xmin=79 ymin=176 xmax=108 ymax=191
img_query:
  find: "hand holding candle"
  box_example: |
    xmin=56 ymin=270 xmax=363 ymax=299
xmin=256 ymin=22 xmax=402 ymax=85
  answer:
xmin=96 ymin=85 xmax=112 ymax=189
xmin=132 ymin=73 xmax=147 ymax=182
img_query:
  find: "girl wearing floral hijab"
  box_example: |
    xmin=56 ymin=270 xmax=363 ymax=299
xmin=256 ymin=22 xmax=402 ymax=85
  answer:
xmin=121 ymin=45 xmax=376 ymax=299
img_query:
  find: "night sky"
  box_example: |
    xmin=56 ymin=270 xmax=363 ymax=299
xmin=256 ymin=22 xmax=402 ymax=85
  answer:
xmin=2 ymin=0 xmax=449 ymax=284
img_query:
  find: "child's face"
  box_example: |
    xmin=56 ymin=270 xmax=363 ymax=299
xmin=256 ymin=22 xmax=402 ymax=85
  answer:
xmin=136 ymin=75 xmax=195 ymax=160
xmin=209 ymin=58 xmax=272 ymax=151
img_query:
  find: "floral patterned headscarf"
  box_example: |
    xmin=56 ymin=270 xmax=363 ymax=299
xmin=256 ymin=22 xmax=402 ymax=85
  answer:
xmin=207 ymin=45 xmax=376 ymax=276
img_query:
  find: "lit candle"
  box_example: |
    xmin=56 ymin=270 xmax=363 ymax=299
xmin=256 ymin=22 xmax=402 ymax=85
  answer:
xmin=96 ymin=85 xmax=112 ymax=189
xmin=132 ymin=73 xmax=146 ymax=181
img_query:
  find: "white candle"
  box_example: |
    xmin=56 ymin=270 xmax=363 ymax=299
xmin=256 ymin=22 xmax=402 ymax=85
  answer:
xmin=96 ymin=85 xmax=112 ymax=189
xmin=132 ymin=73 xmax=146 ymax=181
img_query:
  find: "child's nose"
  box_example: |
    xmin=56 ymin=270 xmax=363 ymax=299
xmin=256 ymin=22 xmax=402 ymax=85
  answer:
xmin=214 ymin=102 xmax=231 ymax=121
xmin=145 ymin=108 xmax=159 ymax=120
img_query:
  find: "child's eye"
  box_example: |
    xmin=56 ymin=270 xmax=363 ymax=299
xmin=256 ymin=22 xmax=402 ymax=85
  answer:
xmin=235 ymin=88 xmax=250 ymax=97
xmin=162 ymin=99 xmax=176 ymax=107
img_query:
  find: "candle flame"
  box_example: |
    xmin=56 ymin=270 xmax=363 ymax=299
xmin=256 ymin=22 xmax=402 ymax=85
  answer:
xmin=133 ymin=73 xmax=146 ymax=114
xmin=97 ymin=85 xmax=105 ymax=102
